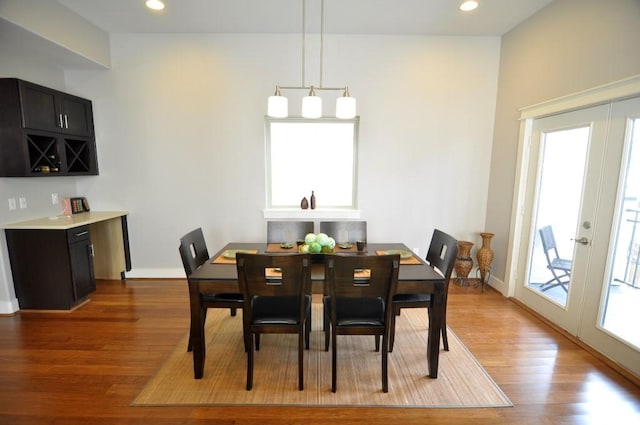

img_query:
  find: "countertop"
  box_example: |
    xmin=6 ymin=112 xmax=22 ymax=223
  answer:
xmin=3 ymin=211 xmax=128 ymax=230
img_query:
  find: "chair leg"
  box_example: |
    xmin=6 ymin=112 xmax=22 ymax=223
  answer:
xmin=331 ymin=331 xmax=338 ymax=393
xmin=389 ymin=306 xmax=398 ymax=353
xmin=324 ymin=303 xmax=330 ymax=351
xmin=246 ymin=331 xmax=254 ymax=391
xmin=306 ymin=306 xmax=311 ymax=350
xmin=230 ymin=307 xmax=237 ymax=317
xmin=298 ymin=329 xmax=304 ymax=390
xmin=382 ymin=335 xmax=389 ymax=393
xmin=442 ymin=316 xmax=449 ymax=352
xmin=255 ymin=333 xmax=261 ymax=351
xmin=374 ymin=335 xmax=380 ymax=352
xmin=305 ymin=315 xmax=311 ymax=350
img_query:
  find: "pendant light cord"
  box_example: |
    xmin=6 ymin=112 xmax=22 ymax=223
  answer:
xmin=302 ymin=0 xmax=306 ymax=88
xmin=301 ymin=0 xmax=324 ymax=89
xmin=320 ymin=0 xmax=324 ymax=88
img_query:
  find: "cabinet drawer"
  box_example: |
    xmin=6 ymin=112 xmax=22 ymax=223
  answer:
xmin=67 ymin=226 xmax=91 ymax=244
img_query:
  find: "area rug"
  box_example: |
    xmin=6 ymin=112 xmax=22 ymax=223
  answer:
xmin=133 ymin=303 xmax=512 ymax=408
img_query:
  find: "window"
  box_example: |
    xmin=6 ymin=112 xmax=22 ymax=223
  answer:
xmin=265 ymin=117 xmax=359 ymax=211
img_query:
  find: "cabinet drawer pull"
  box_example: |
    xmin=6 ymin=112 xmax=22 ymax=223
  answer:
xmin=58 ymin=113 xmax=64 ymax=128
xmin=64 ymin=114 xmax=69 ymax=128
xmin=74 ymin=231 xmax=89 ymax=237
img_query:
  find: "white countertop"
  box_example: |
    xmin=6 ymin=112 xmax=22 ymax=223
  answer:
xmin=3 ymin=211 xmax=128 ymax=230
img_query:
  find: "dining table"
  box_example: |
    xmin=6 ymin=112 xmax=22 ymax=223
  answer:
xmin=186 ymin=242 xmax=446 ymax=380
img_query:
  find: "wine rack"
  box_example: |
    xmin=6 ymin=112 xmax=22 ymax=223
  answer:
xmin=27 ymin=134 xmax=61 ymax=173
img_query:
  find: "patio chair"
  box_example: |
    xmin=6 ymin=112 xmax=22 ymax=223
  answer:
xmin=539 ymin=225 xmax=572 ymax=293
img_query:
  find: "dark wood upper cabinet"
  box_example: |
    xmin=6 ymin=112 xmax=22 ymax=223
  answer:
xmin=0 ymin=78 xmax=98 ymax=177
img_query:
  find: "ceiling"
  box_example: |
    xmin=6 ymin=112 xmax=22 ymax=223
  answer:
xmin=57 ymin=0 xmax=553 ymax=36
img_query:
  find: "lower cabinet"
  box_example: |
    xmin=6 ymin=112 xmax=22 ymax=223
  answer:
xmin=6 ymin=226 xmax=96 ymax=310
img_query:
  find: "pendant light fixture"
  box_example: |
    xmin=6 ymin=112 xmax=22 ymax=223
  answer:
xmin=267 ymin=86 xmax=288 ymax=118
xmin=335 ymin=86 xmax=356 ymax=119
xmin=302 ymin=86 xmax=322 ymax=118
xmin=267 ymin=0 xmax=356 ymax=119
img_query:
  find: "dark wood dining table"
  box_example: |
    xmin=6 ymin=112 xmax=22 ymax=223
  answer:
xmin=187 ymin=242 xmax=446 ymax=380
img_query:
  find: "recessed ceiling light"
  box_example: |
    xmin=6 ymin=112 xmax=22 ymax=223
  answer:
xmin=460 ymin=1 xmax=479 ymax=12
xmin=145 ymin=0 xmax=165 ymax=11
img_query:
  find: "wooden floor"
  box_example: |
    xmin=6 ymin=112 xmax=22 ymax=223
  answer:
xmin=0 ymin=279 xmax=639 ymax=425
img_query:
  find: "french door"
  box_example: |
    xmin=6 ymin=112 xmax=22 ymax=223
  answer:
xmin=514 ymin=96 xmax=640 ymax=377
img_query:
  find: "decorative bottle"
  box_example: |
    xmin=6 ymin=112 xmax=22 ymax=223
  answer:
xmin=300 ymin=197 xmax=309 ymax=209
xmin=310 ymin=191 xmax=316 ymax=209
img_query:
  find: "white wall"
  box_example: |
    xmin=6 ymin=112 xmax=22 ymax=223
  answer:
xmin=0 ymin=6 xmax=500 ymax=311
xmin=486 ymin=0 xmax=640 ymax=289
xmin=68 ymin=33 xmax=500 ymax=277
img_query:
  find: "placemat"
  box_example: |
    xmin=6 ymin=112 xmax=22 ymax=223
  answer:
xmin=265 ymin=243 xmax=300 ymax=253
xmin=212 ymin=249 xmax=259 ymax=264
xmin=376 ymin=250 xmax=422 ymax=265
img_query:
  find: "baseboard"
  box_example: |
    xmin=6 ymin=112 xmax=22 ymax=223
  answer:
xmin=0 ymin=297 xmax=20 ymax=315
xmin=125 ymin=268 xmax=185 ymax=279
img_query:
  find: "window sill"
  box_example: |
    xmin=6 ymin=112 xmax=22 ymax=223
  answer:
xmin=263 ymin=208 xmax=361 ymax=220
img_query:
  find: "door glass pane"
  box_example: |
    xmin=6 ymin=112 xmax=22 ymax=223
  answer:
xmin=527 ymin=127 xmax=590 ymax=306
xmin=602 ymin=118 xmax=640 ymax=348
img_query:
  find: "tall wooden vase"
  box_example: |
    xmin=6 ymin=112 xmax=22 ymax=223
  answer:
xmin=476 ymin=232 xmax=495 ymax=292
xmin=454 ymin=241 xmax=474 ymax=286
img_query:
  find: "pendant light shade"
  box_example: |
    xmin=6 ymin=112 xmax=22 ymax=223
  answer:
xmin=267 ymin=86 xmax=288 ymax=118
xmin=335 ymin=87 xmax=356 ymax=119
xmin=302 ymin=87 xmax=322 ymax=118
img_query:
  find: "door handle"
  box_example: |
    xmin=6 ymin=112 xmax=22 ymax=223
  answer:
xmin=572 ymin=236 xmax=589 ymax=245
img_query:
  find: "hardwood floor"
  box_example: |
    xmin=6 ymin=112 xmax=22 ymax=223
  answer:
xmin=0 ymin=278 xmax=638 ymax=424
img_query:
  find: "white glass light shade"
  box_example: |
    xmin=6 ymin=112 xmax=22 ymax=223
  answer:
xmin=268 ymin=95 xmax=288 ymax=118
xmin=336 ymin=96 xmax=356 ymax=119
xmin=302 ymin=95 xmax=322 ymax=118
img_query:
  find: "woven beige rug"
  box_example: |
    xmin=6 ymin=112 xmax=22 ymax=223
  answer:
xmin=133 ymin=303 xmax=512 ymax=408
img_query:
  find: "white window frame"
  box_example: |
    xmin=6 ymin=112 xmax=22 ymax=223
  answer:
xmin=263 ymin=117 xmax=360 ymax=219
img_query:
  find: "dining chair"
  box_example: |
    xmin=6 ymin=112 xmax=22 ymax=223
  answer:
xmin=320 ymin=221 xmax=368 ymax=338
xmin=324 ymin=253 xmax=400 ymax=393
xmin=266 ymin=221 xmax=314 ymax=243
xmin=179 ymin=228 xmax=244 ymax=352
xmin=319 ymin=220 xmax=367 ymax=243
xmin=388 ymin=229 xmax=458 ymax=352
xmin=538 ymin=225 xmax=572 ymax=293
xmin=236 ymin=253 xmax=312 ymax=391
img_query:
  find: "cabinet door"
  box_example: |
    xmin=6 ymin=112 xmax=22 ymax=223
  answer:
xmin=19 ymin=82 xmax=60 ymax=132
xmin=68 ymin=236 xmax=96 ymax=301
xmin=59 ymin=95 xmax=94 ymax=137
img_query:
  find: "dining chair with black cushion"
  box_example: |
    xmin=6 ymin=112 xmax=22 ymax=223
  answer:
xmin=389 ymin=229 xmax=458 ymax=352
xmin=179 ymin=228 xmax=244 ymax=352
xmin=538 ymin=225 xmax=572 ymax=293
xmin=236 ymin=253 xmax=312 ymax=391
xmin=320 ymin=221 xmax=368 ymax=336
xmin=319 ymin=220 xmax=367 ymax=243
xmin=324 ymin=253 xmax=400 ymax=393
xmin=266 ymin=221 xmax=315 ymax=243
